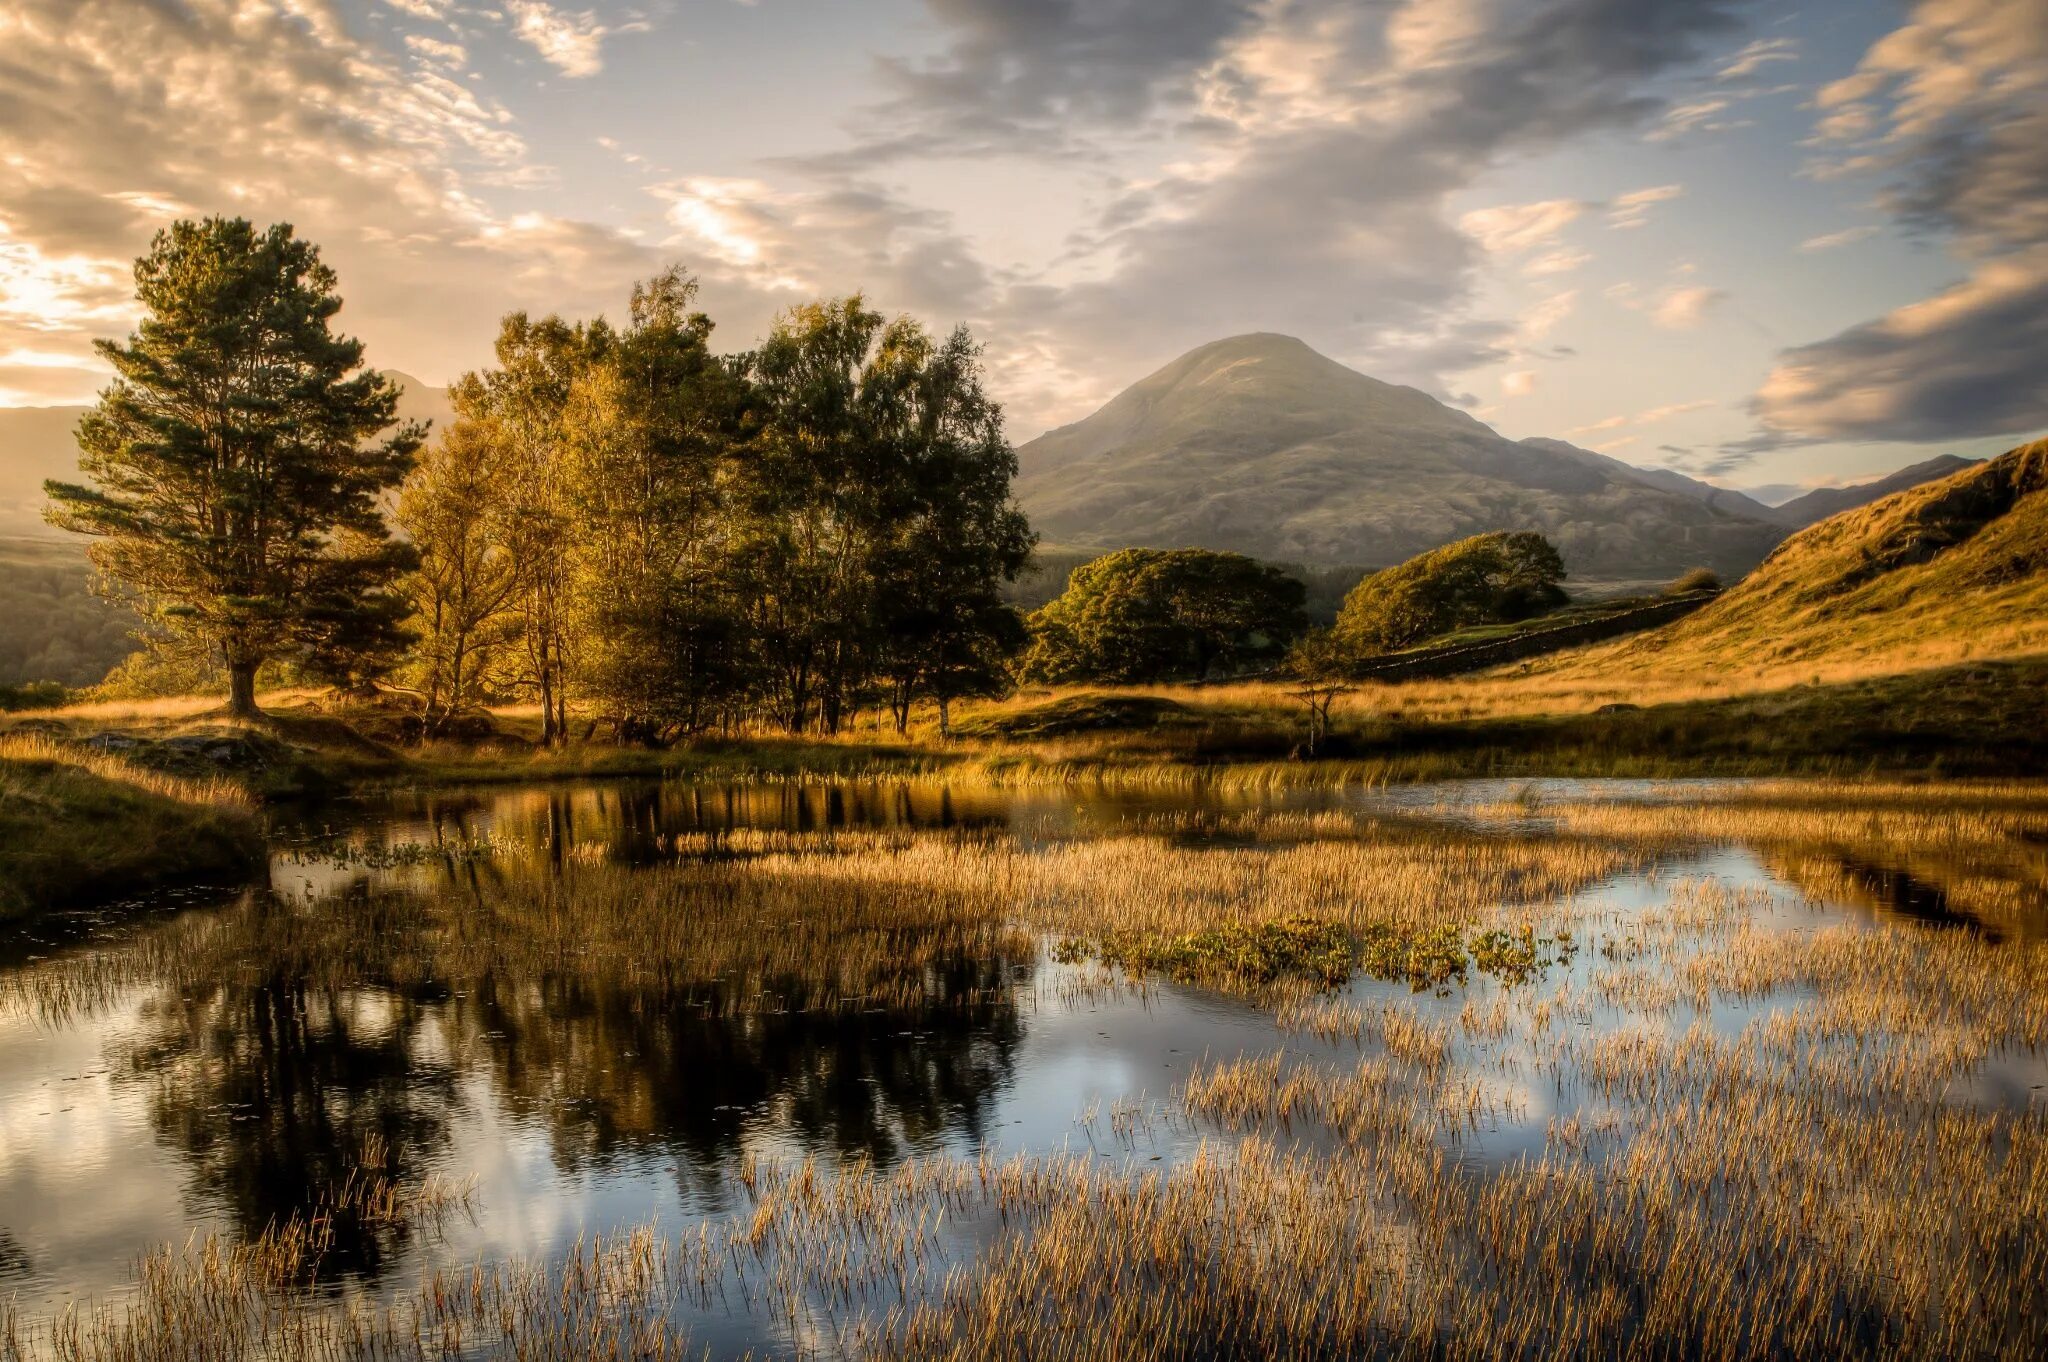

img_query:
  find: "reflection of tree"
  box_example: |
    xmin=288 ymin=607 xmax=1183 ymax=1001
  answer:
xmin=116 ymin=975 xmax=458 ymax=1281
xmin=450 ymin=965 xmax=1024 ymax=1180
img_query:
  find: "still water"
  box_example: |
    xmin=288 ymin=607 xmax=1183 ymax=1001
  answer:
xmin=1 ymin=775 xmax=2041 ymax=1350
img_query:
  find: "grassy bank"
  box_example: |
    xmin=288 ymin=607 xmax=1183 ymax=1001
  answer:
xmin=0 ymin=736 xmax=264 ymax=921
xmin=5 ymin=652 xmax=2046 ymax=810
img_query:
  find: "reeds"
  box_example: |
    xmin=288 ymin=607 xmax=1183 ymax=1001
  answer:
xmin=4 ymin=782 xmax=2046 ymax=1358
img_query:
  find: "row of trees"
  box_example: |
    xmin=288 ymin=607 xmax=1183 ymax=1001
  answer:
xmin=44 ymin=219 xmax=1615 ymax=739
xmin=397 ymin=274 xmax=1030 ymax=740
xmin=48 ymin=219 xmax=1031 ymax=740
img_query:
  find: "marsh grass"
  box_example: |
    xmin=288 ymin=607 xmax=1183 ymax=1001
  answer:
xmin=0 ymin=735 xmax=260 ymax=920
xmin=5 ymin=783 xmax=2047 ymax=1359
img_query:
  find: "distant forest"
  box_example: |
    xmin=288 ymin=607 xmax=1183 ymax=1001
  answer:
xmin=0 ymin=538 xmax=135 ymax=687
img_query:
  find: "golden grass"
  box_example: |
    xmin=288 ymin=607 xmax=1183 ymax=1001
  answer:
xmin=5 ymin=783 xmax=2047 ymax=1358
xmin=0 ymin=734 xmax=260 ymax=919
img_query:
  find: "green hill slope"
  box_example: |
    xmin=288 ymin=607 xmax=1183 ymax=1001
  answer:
xmin=1540 ymin=439 xmax=2048 ymax=685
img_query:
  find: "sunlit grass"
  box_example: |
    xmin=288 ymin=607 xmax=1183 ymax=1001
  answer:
xmin=4 ymin=782 xmax=2046 ymax=1358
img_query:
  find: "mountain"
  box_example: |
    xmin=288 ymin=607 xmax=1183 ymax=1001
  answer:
xmin=1013 ymin=334 xmax=1788 ymax=581
xmin=1538 ymin=439 xmax=2048 ymax=685
xmin=1521 ymin=437 xmax=1785 ymax=524
xmin=0 ymin=371 xmax=453 ymax=540
xmin=1770 ymin=455 xmax=1982 ymax=528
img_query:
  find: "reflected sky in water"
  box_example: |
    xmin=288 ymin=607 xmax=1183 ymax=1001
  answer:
xmin=2 ymin=776 xmax=2042 ymax=1338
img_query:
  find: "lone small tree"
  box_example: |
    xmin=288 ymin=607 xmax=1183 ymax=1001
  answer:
xmin=45 ymin=218 xmax=420 ymax=717
xmin=1284 ymin=627 xmax=1351 ymax=757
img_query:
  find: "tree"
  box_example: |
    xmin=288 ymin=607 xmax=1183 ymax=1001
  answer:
xmin=455 ymin=312 xmax=610 ymax=745
xmin=1334 ymin=531 xmax=1566 ymax=656
xmin=562 ymin=270 xmax=753 ymax=740
xmin=745 ymin=300 xmax=1031 ymax=733
xmin=44 ymin=218 xmax=420 ymax=717
xmin=395 ymin=417 xmax=522 ymax=733
xmin=1284 ymin=628 xmax=1351 ymax=757
xmin=1021 ymin=548 xmax=1307 ymax=684
xmin=868 ymin=324 xmax=1034 ymax=734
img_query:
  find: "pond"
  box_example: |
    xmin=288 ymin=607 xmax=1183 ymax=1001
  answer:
xmin=1 ymin=776 xmax=2044 ymax=1357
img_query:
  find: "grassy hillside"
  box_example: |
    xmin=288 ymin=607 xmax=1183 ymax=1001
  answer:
xmin=0 ymin=735 xmax=262 ymax=919
xmin=1534 ymin=439 xmax=2048 ymax=689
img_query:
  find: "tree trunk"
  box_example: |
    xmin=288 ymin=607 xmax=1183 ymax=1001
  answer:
xmin=228 ymin=659 xmax=261 ymax=719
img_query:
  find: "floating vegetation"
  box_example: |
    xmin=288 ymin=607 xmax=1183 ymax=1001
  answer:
xmin=1058 ymin=916 xmax=1577 ymax=993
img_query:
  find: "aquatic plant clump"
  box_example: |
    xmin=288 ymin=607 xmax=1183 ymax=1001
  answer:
xmin=1057 ymin=916 xmax=1577 ymax=993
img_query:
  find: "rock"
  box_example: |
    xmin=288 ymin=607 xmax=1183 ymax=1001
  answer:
xmin=1596 ymin=703 xmax=1643 ymax=715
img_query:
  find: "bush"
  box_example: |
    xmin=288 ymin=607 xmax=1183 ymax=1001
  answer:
xmin=1667 ymin=567 xmax=1723 ymax=595
xmin=0 ymin=680 xmax=69 ymax=712
xmin=1334 ymin=531 xmax=1567 ymax=655
xmin=1022 ymin=548 xmax=1308 ymax=683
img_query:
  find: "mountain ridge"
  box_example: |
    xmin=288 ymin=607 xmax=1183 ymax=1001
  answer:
xmin=1015 ymin=334 xmax=1785 ymax=580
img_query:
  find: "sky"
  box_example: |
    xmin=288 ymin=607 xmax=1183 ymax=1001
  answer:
xmin=0 ymin=0 xmax=2042 ymax=494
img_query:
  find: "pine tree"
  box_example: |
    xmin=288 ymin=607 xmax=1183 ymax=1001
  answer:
xmin=44 ymin=218 xmax=420 ymax=717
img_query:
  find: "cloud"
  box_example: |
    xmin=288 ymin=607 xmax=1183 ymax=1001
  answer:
xmin=1636 ymin=399 xmax=1714 ymax=423
xmin=1525 ymin=249 xmax=1591 ymax=277
xmin=501 ymin=3 xmax=615 ymax=79
xmin=855 ymin=0 xmax=1750 ymax=422
xmin=1799 ymin=225 xmax=1880 ymax=252
xmin=1568 ymin=398 xmax=1713 ymax=437
xmin=654 ymin=176 xmax=996 ymax=329
xmin=1459 ymin=199 xmax=1585 ymax=254
xmin=1517 ymin=289 xmax=1578 ymax=342
xmin=1716 ymin=37 xmax=1798 ymax=80
xmin=1646 ymin=98 xmax=1735 ymax=142
xmin=835 ymin=0 xmax=1261 ymax=164
xmin=1607 ymin=184 xmax=1685 ymax=229
xmin=406 ymin=35 xmax=469 ymax=70
xmin=0 ymin=0 xmax=661 ymax=402
xmin=1502 ymin=369 xmax=1537 ymax=398
xmin=1746 ymin=0 xmax=2048 ymax=445
xmin=1566 ymin=414 xmax=1627 ymax=436
xmin=1651 ymin=285 xmax=1725 ymax=329
xmin=1753 ymin=247 xmax=2048 ymax=442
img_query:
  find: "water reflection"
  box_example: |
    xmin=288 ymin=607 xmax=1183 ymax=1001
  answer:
xmin=452 ymin=972 xmax=1023 ymax=1176
xmin=3 ymin=774 xmax=2045 ymax=1336
xmin=114 ymin=977 xmax=460 ymax=1280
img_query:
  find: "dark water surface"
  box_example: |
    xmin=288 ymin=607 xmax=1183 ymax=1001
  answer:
xmin=1 ymin=775 xmax=2042 ymax=1350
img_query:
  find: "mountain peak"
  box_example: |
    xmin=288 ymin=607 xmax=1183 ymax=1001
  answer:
xmin=1012 ymin=332 xmax=1790 ymax=578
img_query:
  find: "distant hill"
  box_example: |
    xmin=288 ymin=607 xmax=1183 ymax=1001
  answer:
xmin=0 ymin=372 xmax=453 ymax=687
xmin=1537 ymin=439 xmax=2048 ymax=685
xmin=1770 ymin=455 xmax=1981 ymax=528
xmin=0 ymin=371 xmax=453 ymax=540
xmin=1522 ymin=438 xmax=1785 ymax=525
xmin=0 ymin=536 xmax=136 ymax=687
xmin=1013 ymin=334 xmax=1788 ymax=581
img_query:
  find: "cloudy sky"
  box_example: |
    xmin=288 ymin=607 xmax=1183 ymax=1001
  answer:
xmin=0 ymin=0 xmax=2041 ymax=492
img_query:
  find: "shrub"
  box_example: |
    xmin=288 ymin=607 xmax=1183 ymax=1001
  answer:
xmin=1334 ymin=531 xmax=1566 ymax=655
xmin=1667 ymin=567 xmax=1723 ymax=595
